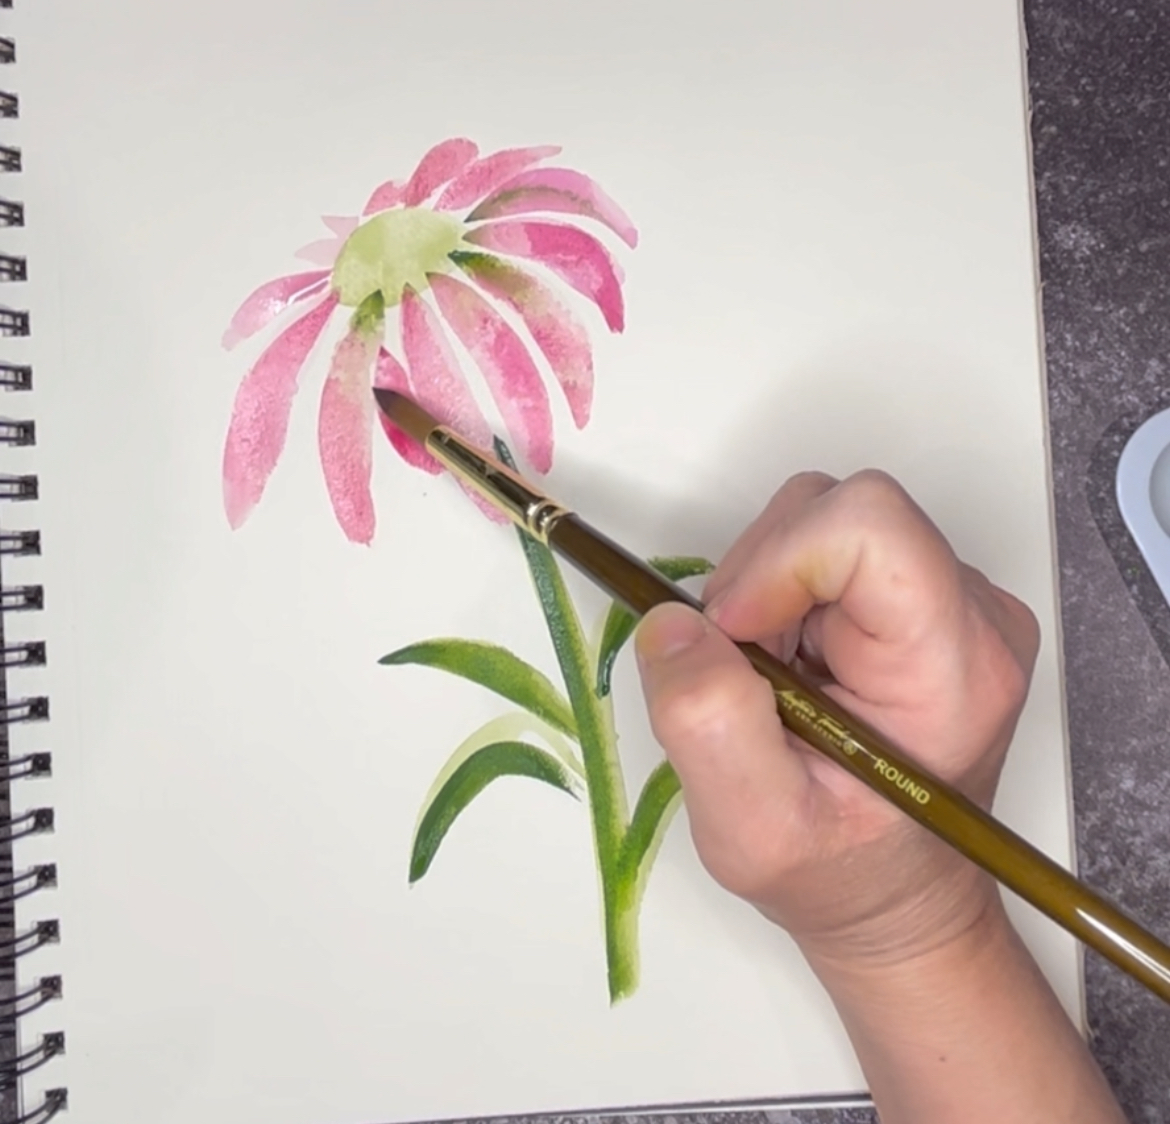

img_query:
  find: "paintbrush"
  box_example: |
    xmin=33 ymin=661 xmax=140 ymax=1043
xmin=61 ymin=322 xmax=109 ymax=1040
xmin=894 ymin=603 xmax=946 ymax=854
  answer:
xmin=373 ymin=386 xmax=1170 ymax=1005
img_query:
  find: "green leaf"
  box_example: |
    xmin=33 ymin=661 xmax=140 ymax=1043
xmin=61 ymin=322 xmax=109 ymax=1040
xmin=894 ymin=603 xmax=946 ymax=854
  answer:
xmin=379 ymin=638 xmax=577 ymax=740
xmin=619 ymin=760 xmax=683 ymax=884
xmin=410 ymin=740 xmax=579 ymax=882
xmin=595 ymin=556 xmax=715 ymax=696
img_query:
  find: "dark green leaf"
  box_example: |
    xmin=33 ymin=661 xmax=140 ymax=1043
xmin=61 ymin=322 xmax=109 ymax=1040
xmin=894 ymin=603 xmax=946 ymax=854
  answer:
xmin=379 ymin=638 xmax=577 ymax=739
xmin=596 ymin=556 xmax=715 ymax=696
xmin=410 ymin=740 xmax=578 ymax=882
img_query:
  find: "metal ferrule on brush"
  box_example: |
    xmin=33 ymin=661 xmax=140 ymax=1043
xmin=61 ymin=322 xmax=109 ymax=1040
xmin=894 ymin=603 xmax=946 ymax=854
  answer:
xmin=426 ymin=427 xmax=570 ymax=543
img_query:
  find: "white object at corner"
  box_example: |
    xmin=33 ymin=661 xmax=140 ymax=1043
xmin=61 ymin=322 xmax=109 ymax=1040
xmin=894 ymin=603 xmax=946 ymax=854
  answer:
xmin=1117 ymin=405 xmax=1170 ymax=607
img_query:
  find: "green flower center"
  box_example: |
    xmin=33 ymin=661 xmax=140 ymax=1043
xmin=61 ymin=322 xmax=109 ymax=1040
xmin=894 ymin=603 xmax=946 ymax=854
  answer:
xmin=331 ymin=208 xmax=466 ymax=310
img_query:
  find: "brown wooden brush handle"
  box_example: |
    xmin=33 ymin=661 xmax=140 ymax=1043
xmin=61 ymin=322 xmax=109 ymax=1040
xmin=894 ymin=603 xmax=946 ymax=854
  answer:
xmin=548 ymin=512 xmax=1170 ymax=1005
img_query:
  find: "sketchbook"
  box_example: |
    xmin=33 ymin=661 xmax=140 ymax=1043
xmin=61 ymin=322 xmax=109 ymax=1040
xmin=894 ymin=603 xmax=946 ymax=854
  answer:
xmin=0 ymin=1 xmax=1078 ymax=1121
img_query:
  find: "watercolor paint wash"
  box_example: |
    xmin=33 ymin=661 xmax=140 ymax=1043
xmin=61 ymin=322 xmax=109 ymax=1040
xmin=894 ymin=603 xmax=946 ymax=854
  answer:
xmin=221 ymin=138 xmax=637 ymax=545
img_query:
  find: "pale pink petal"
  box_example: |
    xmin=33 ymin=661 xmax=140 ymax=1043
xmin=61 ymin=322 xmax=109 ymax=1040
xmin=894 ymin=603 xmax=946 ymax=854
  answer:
xmin=318 ymin=328 xmax=380 ymax=545
xmin=454 ymin=251 xmax=593 ymax=427
xmin=221 ymin=270 xmax=331 ymax=350
xmin=363 ymin=179 xmax=405 ymax=216
xmin=430 ymin=274 xmax=553 ymax=472
xmin=295 ymin=237 xmax=345 ymax=266
xmin=400 ymin=287 xmax=492 ymax=449
xmin=222 ymin=294 xmax=339 ymax=529
xmin=374 ymin=347 xmax=442 ymax=475
xmin=322 ymin=215 xmax=359 ymax=237
xmin=436 ymin=145 xmax=561 ymax=212
xmin=468 ymin=168 xmax=638 ymax=248
xmin=466 ymin=220 xmax=625 ymax=332
xmin=402 ymin=138 xmax=479 ymax=206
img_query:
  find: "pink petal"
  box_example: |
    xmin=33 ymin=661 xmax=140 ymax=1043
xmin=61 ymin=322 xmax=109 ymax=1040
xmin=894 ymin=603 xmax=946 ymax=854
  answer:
xmin=454 ymin=251 xmax=593 ymax=427
xmin=400 ymin=288 xmax=492 ymax=449
xmin=399 ymin=290 xmax=506 ymax=522
xmin=436 ymin=145 xmax=561 ymax=212
xmin=222 ymin=294 xmax=339 ymax=529
xmin=221 ymin=270 xmax=331 ymax=351
xmin=466 ymin=220 xmax=625 ymax=332
xmin=468 ymin=168 xmax=638 ymax=248
xmin=318 ymin=328 xmax=380 ymax=545
xmin=402 ymin=138 xmax=480 ymax=207
xmin=322 ymin=215 xmax=359 ymax=237
xmin=430 ymin=273 xmax=553 ymax=473
xmin=363 ymin=179 xmax=405 ymax=216
xmin=375 ymin=358 xmax=503 ymax=518
xmin=374 ymin=347 xmax=442 ymax=475
xmin=295 ymin=237 xmax=345 ymax=266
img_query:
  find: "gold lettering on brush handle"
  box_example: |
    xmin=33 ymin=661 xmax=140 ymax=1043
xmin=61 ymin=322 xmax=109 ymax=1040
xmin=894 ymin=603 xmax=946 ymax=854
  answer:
xmin=776 ymin=689 xmax=931 ymax=804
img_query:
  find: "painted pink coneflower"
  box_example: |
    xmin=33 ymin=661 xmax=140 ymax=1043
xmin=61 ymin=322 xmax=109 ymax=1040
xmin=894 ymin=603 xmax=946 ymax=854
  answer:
xmin=221 ymin=137 xmax=638 ymax=544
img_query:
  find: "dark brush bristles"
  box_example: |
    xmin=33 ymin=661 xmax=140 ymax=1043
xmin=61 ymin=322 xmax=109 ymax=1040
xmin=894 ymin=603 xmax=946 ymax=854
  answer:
xmin=372 ymin=389 xmax=437 ymax=444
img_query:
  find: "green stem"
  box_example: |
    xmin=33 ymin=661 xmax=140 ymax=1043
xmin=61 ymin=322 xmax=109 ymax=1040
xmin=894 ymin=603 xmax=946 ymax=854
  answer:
xmin=493 ymin=452 xmax=635 ymax=1002
xmin=514 ymin=524 xmax=637 ymax=998
xmin=604 ymin=874 xmax=640 ymax=1001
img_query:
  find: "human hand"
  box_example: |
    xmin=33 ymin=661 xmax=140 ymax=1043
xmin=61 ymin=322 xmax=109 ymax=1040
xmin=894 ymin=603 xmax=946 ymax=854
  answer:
xmin=635 ymin=469 xmax=1126 ymax=1122
xmin=634 ymin=470 xmax=1040 ymax=971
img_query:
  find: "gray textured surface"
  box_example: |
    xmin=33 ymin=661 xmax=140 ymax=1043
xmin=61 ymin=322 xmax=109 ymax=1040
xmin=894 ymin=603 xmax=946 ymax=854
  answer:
xmin=1026 ymin=1 xmax=1170 ymax=1119
xmin=462 ymin=1113 xmax=877 ymax=1124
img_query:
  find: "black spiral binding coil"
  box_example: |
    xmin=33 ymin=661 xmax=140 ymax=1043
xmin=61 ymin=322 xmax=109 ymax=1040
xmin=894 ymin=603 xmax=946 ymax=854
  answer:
xmin=0 ymin=10 xmax=65 ymax=1123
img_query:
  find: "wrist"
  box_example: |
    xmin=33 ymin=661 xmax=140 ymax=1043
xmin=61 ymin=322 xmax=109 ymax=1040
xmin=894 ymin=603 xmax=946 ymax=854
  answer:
xmin=799 ymin=888 xmax=1012 ymax=1010
xmin=798 ymin=894 xmax=1126 ymax=1124
xmin=787 ymin=852 xmax=1003 ymax=977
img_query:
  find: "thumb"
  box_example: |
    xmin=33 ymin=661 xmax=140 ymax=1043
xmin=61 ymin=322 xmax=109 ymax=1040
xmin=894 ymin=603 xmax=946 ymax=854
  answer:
xmin=634 ymin=602 xmax=813 ymax=902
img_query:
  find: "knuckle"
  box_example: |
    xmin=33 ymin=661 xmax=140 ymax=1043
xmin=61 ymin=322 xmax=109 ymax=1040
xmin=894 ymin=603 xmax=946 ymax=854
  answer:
xmin=988 ymin=629 xmax=1033 ymax=716
xmin=783 ymin=469 xmax=839 ymax=493
xmin=962 ymin=608 xmax=1035 ymax=736
xmin=762 ymin=472 xmax=839 ymax=518
xmin=839 ymin=468 xmax=911 ymax=513
xmin=1000 ymin=590 xmax=1042 ymax=669
xmin=822 ymin=470 xmax=933 ymax=553
xmin=967 ymin=566 xmax=1043 ymax=676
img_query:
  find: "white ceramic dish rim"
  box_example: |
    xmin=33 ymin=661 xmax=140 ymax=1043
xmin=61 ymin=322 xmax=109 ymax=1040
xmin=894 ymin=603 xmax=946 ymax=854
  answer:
xmin=1117 ymin=405 xmax=1170 ymax=606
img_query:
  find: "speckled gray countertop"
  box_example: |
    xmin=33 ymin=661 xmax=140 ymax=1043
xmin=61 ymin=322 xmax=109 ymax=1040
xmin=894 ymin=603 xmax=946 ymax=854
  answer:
xmin=474 ymin=5 xmax=1170 ymax=1124
xmin=1027 ymin=1 xmax=1170 ymax=1119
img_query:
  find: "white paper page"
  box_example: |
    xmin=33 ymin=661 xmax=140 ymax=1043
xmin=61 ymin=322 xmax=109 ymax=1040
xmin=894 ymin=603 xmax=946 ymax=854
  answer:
xmin=6 ymin=1 xmax=1077 ymax=1121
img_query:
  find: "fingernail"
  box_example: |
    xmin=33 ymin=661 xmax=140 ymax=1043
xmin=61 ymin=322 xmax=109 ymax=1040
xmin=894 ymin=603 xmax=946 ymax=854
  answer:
xmin=704 ymin=583 xmax=734 ymax=623
xmin=636 ymin=603 xmax=710 ymax=662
